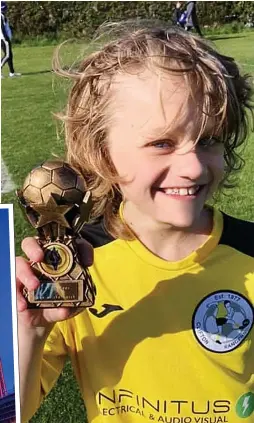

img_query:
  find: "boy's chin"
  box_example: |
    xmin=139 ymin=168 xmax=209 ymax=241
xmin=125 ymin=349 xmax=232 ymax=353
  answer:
xmin=156 ymin=210 xmax=204 ymax=230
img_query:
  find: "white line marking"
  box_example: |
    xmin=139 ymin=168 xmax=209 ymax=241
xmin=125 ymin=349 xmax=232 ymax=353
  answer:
xmin=1 ymin=159 xmax=15 ymax=194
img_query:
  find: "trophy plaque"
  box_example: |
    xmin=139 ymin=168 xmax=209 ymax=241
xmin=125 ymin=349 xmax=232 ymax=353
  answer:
xmin=17 ymin=159 xmax=96 ymax=309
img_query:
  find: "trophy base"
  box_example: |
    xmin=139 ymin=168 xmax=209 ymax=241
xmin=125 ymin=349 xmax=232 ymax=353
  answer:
xmin=24 ymin=279 xmax=95 ymax=308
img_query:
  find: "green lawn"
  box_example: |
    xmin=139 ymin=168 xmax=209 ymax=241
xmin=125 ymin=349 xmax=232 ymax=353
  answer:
xmin=1 ymin=32 xmax=254 ymax=423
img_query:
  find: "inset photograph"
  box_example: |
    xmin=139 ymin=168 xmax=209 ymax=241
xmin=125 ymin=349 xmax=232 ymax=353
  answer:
xmin=0 ymin=206 xmax=19 ymax=423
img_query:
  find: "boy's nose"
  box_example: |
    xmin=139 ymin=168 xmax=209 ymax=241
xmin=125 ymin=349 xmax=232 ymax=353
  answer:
xmin=173 ymin=150 xmax=207 ymax=181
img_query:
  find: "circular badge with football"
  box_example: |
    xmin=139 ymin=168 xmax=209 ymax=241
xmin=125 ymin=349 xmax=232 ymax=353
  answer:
xmin=38 ymin=242 xmax=74 ymax=277
xmin=192 ymin=290 xmax=254 ymax=353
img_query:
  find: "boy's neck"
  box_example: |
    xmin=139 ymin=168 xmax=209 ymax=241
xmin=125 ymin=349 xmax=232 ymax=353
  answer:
xmin=122 ymin=203 xmax=213 ymax=262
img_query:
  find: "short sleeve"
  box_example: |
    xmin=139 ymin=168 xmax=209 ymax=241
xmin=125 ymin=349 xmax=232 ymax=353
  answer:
xmin=41 ymin=323 xmax=68 ymax=398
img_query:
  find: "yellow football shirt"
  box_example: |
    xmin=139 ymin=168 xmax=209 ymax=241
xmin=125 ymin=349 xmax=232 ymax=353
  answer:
xmin=36 ymin=207 xmax=254 ymax=423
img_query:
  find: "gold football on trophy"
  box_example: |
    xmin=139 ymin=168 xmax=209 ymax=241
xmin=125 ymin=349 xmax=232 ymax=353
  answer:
xmin=22 ymin=159 xmax=86 ymax=206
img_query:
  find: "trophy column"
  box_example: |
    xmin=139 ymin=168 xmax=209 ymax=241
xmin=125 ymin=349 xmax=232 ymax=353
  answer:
xmin=17 ymin=160 xmax=96 ymax=309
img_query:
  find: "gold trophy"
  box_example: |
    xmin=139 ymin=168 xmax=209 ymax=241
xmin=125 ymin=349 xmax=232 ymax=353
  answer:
xmin=16 ymin=159 xmax=96 ymax=309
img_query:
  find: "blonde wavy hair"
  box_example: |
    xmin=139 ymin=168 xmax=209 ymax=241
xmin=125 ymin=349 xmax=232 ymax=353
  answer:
xmin=53 ymin=21 xmax=253 ymax=239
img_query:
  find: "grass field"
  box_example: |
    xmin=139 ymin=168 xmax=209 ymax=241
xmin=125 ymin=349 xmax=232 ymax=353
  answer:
xmin=1 ymin=32 xmax=254 ymax=422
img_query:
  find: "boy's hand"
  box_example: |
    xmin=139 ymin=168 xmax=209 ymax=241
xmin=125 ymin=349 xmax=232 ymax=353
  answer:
xmin=16 ymin=237 xmax=94 ymax=329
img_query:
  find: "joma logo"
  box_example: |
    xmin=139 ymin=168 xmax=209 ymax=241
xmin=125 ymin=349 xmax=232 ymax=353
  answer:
xmin=89 ymin=303 xmax=123 ymax=318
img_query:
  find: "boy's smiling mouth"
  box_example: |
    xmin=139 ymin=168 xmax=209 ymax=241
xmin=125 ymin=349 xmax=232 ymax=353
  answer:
xmin=155 ymin=185 xmax=205 ymax=197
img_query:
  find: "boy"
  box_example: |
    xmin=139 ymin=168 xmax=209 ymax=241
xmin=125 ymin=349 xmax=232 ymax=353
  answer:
xmin=16 ymin=23 xmax=254 ymax=423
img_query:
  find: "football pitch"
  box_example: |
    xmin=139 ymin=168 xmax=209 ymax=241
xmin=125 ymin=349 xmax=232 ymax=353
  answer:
xmin=1 ymin=32 xmax=254 ymax=422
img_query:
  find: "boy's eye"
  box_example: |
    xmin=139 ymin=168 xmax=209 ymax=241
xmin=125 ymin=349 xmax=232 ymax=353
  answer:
xmin=148 ymin=140 xmax=175 ymax=151
xmin=198 ymin=137 xmax=222 ymax=148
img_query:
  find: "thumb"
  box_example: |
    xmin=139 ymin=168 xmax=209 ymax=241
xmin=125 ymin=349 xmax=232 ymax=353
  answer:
xmin=75 ymin=238 xmax=94 ymax=268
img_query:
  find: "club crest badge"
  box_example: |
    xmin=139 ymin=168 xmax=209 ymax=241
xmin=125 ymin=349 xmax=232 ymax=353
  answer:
xmin=192 ymin=290 xmax=254 ymax=353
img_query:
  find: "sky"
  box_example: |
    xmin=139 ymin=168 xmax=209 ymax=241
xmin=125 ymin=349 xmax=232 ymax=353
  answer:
xmin=0 ymin=207 xmax=15 ymax=393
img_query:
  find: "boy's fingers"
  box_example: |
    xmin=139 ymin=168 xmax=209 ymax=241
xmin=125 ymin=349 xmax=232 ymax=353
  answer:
xmin=21 ymin=237 xmax=44 ymax=262
xmin=76 ymin=238 xmax=94 ymax=268
xmin=16 ymin=257 xmax=40 ymax=291
xmin=16 ymin=281 xmax=28 ymax=312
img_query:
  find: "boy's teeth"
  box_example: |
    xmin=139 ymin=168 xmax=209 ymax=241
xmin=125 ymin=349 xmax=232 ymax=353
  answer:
xmin=179 ymin=188 xmax=188 ymax=196
xmin=163 ymin=186 xmax=200 ymax=196
xmin=188 ymin=186 xmax=198 ymax=195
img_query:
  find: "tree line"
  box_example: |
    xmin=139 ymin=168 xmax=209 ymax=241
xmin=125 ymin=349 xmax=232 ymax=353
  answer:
xmin=7 ymin=1 xmax=254 ymax=39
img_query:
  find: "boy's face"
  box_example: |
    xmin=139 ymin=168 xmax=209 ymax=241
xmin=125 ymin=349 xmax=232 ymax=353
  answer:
xmin=108 ymin=69 xmax=224 ymax=229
